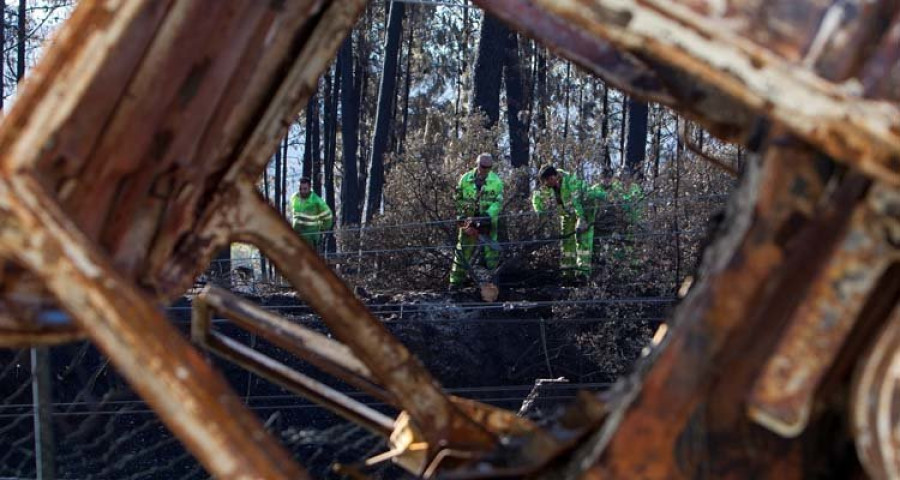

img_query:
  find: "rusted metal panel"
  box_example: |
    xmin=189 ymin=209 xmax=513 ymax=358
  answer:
xmin=749 ymin=184 xmax=900 ymax=437
xmin=0 ymin=175 xmax=308 ymax=480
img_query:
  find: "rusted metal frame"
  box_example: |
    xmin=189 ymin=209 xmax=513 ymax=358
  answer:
xmin=195 ymin=285 xmax=395 ymax=405
xmin=749 ymin=183 xmax=900 ymax=437
xmin=154 ymin=0 xmax=368 ymax=299
xmin=853 ymin=303 xmax=900 ymax=480
xmin=679 ymin=121 xmax=739 ymax=177
xmin=0 ymin=175 xmax=307 ymax=480
xmin=191 ymin=298 xmax=395 ymax=438
xmin=0 ymin=324 xmax=83 ymax=348
xmin=0 ymin=0 xmax=176 ymax=334
xmin=494 ymin=0 xmax=900 ymax=186
xmin=220 ymin=180 xmax=498 ymax=453
xmin=547 ymin=143 xmax=838 ymax=478
xmin=194 ymin=286 xmax=573 ymax=478
xmin=0 ymin=1 xmax=173 ymax=174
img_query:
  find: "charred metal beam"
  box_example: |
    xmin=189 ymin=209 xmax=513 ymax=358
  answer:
xmin=192 ymin=297 xmax=396 ymax=438
xmin=196 ymin=286 xmax=393 ymax=404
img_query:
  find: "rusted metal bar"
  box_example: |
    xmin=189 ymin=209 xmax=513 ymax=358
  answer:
xmin=749 ymin=183 xmax=900 ymax=436
xmin=192 ymin=300 xmax=395 ymax=438
xmin=0 ymin=175 xmax=307 ymax=479
xmin=0 ymin=311 xmax=83 ymax=347
xmin=195 ymin=285 xmax=395 ymax=406
xmin=222 ymin=180 xmax=498 ymax=454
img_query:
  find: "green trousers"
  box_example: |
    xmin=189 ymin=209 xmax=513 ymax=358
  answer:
xmin=560 ymin=215 xmax=594 ymax=279
xmin=294 ymin=225 xmax=323 ymax=252
xmin=449 ymin=229 xmax=499 ymax=285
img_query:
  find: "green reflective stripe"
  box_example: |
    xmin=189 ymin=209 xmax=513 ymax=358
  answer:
xmin=294 ymin=220 xmax=320 ymax=227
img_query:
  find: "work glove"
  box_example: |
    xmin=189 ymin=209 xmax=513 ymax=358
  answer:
xmin=575 ymin=217 xmax=589 ymax=234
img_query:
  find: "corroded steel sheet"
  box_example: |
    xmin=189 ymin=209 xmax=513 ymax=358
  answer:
xmin=1 ymin=0 xmax=899 ymax=478
xmin=749 ymin=184 xmax=900 ymax=437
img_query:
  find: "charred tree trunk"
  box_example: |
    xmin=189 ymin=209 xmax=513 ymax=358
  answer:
xmin=323 ymin=65 xmax=339 ymax=253
xmin=601 ymin=85 xmax=611 ymax=175
xmin=505 ymin=29 xmax=528 ymax=169
xmin=399 ymin=5 xmax=414 ymax=154
xmin=455 ymin=1 xmax=469 ymax=137
xmin=562 ymin=62 xmax=571 ymax=143
xmin=16 ymin=0 xmax=25 ymax=82
xmin=652 ymin=106 xmax=662 ymax=184
xmin=619 ymin=95 xmax=627 ymax=171
xmin=674 ymin=116 xmax=683 ymax=288
xmin=472 ymin=13 xmax=505 ymax=127
xmin=281 ymin=135 xmax=289 ymax=215
xmin=311 ymin=93 xmax=321 ymax=195
xmin=365 ymin=0 xmax=404 ymax=224
xmin=339 ymin=38 xmax=361 ymax=226
xmin=355 ymin=34 xmax=369 ymax=219
xmin=535 ymin=47 xmax=547 ymax=132
xmin=261 ymin=172 xmax=270 ymax=280
xmin=303 ymin=95 xmax=315 ymax=182
xmin=273 ymin=141 xmax=282 ymax=216
xmin=625 ymin=97 xmax=649 ymax=179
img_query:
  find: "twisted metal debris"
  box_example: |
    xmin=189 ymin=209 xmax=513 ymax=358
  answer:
xmin=0 ymin=0 xmax=898 ymax=478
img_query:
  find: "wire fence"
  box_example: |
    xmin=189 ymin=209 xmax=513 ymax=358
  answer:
xmin=0 ymin=188 xmax=725 ymax=479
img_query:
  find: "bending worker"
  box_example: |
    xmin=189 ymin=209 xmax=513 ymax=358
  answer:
xmin=532 ymin=165 xmax=606 ymax=280
xmin=449 ymin=153 xmax=504 ymax=288
xmin=290 ymin=177 xmax=334 ymax=252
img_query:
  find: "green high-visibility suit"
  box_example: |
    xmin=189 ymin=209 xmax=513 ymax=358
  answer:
xmin=605 ymin=180 xmax=643 ymax=263
xmin=291 ymin=192 xmax=334 ymax=251
xmin=532 ymin=170 xmax=606 ymax=278
xmin=449 ymin=168 xmax=503 ymax=286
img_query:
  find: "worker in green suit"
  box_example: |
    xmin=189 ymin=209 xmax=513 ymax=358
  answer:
xmin=604 ymin=177 xmax=644 ymax=264
xmin=532 ymin=165 xmax=607 ymax=280
xmin=449 ymin=153 xmax=504 ymax=288
xmin=290 ymin=177 xmax=334 ymax=252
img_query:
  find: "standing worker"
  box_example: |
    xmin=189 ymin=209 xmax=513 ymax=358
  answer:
xmin=291 ymin=177 xmax=334 ymax=252
xmin=532 ymin=165 xmax=606 ymax=281
xmin=449 ymin=153 xmax=504 ymax=290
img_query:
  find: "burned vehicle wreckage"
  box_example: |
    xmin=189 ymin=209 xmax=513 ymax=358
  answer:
xmin=0 ymin=0 xmax=899 ymax=478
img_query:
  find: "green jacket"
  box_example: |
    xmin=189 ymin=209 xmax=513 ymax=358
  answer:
xmin=291 ymin=192 xmax=334 ymax=233
xmin=455 ymin=168 xmax=503 ymax=230
xmin=532 ymin=170 xmax=606 ymax=220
